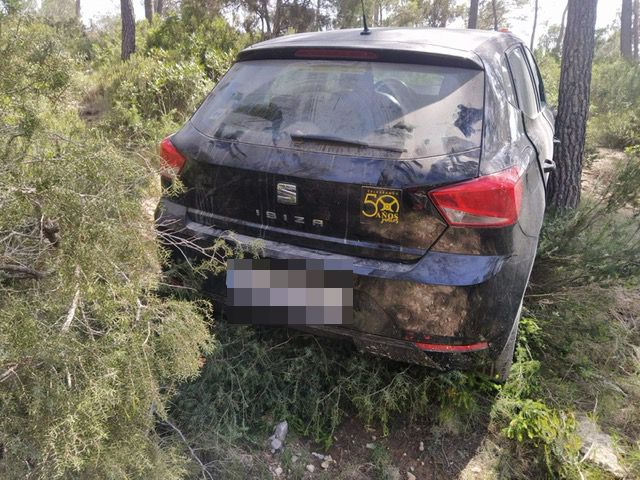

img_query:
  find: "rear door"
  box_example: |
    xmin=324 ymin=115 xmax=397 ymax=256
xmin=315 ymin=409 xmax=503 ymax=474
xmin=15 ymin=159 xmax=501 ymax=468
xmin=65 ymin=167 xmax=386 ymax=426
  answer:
xmin=506 ymin=46 xmax=555 ymax=184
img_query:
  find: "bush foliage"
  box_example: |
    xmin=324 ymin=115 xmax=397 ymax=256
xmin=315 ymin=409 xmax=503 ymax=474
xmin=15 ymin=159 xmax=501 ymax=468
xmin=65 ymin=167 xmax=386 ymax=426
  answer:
xmin=101 ymin=53 xmax=212 ymax=143
xmin=588 ymin=60 xmax=640 ymax=149
xmin=0 ymin=15 xmax=213 ymax=479
xmin=537 ymin=52 xmax=640 ymax=150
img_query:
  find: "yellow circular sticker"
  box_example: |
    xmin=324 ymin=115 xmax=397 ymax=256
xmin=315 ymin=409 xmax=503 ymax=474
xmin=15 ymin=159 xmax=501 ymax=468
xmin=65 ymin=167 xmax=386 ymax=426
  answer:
xmin=361 ymin=187 xmax=401 ymax=224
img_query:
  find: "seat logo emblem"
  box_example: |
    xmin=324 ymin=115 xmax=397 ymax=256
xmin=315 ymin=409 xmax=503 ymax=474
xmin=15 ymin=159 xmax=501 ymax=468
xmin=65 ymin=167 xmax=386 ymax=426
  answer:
xmin=277 ymin=182 xmax=297 ymax=205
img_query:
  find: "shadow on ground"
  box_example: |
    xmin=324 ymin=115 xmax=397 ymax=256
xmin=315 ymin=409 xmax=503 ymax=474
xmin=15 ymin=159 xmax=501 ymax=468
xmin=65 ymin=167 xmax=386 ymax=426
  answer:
xmin=169 ymin=321 xmax=501 ymax=479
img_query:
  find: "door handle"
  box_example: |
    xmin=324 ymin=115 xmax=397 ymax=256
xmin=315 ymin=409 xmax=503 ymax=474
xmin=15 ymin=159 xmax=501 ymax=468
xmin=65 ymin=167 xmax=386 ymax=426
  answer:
xmin=543 ymin=159 xmax=556 ymax=173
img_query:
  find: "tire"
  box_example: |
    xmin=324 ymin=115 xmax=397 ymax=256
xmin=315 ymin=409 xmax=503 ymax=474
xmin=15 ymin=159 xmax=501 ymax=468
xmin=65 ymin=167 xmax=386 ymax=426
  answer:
xmin=491 ymin=302 xmax=522 ymax=383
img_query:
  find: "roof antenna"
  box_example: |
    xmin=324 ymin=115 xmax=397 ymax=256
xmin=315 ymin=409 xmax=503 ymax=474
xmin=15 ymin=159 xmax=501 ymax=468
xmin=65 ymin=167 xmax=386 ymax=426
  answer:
xmin=360 ymin=0 xmax=371 ymax=35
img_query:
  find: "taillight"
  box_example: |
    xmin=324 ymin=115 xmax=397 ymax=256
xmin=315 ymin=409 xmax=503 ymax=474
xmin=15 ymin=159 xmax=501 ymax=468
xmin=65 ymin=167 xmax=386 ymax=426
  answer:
xmin=428 ymin=166 xmax=523 ymax=228
xmin=413 ymin=340 xmax=489 ymax=353
xmin=159 ymin=137 xmax=186 ymax=179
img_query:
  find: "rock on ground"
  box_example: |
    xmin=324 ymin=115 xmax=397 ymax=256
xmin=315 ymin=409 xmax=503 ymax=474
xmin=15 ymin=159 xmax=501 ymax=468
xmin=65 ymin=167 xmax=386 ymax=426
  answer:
xmin=576 ymin=415 xmax=626 ymax=478
xmin=269 ymin=421 xmax=288 ymax=453
xmin=458 ymin=439 xmax=502 ymax=480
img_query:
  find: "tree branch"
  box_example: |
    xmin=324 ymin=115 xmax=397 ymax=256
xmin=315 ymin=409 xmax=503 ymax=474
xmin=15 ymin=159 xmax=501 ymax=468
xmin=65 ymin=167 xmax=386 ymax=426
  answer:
xmin=163 ymin=417 xmax=214 ymax=480
xmin=61 ymin=288 xmax=80 ymax=332
xmin=0 ymin=264 xmax=48 ymax=280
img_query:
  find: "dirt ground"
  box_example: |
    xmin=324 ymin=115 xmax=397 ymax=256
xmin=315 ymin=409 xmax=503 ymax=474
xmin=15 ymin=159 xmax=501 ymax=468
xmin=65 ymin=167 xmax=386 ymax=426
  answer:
xmin=581 ymin=147 xmax=627 ymax=195
xmin=260 ymin=414 xmax=500 ymax=480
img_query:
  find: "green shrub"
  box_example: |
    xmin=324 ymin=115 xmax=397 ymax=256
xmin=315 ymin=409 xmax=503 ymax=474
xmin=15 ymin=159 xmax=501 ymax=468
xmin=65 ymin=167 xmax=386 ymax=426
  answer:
xmin=591 ymin=60 xmax=640 ymax=115
xmin=588 ymin=59 xmax=640 ymax=148
xmin=588 ymin=109 xmax=640 ymax=149
xmin=533 ymin=147 xmax=640 ymax=292
xmin=101 ymin=52 xmax=212 ymax=144
xmin=503 ymin=400 xmax=580 ymax=476
xmin=145 ymin=15 xmax=248 ymax=82
xmin=537 ymin=54 xmax=640 ymax=149
xmin=0 ymin=15 xmax=213 ymax=478
xmin=537 ymin=53 xmax=560 ymax=108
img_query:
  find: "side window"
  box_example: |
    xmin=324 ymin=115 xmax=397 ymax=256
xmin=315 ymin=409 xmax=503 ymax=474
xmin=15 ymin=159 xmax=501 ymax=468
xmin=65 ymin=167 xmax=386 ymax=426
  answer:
xmin=498 ymin=57 xmax=518 ymax=106
xmin=506 ymin=47 xmax=539 ymax=117
xmin=523 ymin=47 xmax=547 ymax=105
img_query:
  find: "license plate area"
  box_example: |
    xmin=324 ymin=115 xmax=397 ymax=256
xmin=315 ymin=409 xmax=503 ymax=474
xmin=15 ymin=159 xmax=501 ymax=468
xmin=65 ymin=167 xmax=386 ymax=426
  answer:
xmin=225 ymin=258 xmax=353 ymax=325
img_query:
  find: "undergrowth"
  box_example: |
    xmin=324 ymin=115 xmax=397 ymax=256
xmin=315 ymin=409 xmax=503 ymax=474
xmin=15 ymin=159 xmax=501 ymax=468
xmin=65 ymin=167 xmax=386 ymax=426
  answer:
xmin=173 ymin=323 xmax=496 ymax=447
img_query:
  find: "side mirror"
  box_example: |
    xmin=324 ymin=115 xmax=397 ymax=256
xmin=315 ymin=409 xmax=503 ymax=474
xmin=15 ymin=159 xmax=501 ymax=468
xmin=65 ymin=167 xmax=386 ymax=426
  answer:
xmin=543 ymin=159 xmax=556 ymax=173
xmin=549 ymin=104 xmax=558 ymax=117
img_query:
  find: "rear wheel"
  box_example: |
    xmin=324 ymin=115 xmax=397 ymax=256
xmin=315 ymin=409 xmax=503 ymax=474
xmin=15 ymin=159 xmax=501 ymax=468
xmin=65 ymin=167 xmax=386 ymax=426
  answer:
xmin=491 ymin=302 xmax=522 ymax=383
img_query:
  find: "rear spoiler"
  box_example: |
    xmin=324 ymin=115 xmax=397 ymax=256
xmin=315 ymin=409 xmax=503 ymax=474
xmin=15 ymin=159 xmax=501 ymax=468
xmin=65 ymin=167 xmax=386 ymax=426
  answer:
xmin=237 ymin=46 xmax=484 ymax=70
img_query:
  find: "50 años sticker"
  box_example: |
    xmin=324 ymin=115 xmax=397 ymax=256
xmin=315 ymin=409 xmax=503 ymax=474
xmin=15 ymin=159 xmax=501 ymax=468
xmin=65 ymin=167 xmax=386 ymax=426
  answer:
xmin=361 ymin=187 xmax=401 ymax=224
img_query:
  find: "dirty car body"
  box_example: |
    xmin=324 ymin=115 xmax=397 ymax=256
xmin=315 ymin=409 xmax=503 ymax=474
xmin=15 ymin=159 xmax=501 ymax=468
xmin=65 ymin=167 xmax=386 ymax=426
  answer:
xmin=156 ymin=28 xmax=555 ymax=378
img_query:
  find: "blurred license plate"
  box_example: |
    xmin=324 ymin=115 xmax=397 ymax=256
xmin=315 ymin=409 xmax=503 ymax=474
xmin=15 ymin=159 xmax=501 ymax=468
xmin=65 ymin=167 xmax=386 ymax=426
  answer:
xmin=225 ymin=258 xmax=353 ymax=325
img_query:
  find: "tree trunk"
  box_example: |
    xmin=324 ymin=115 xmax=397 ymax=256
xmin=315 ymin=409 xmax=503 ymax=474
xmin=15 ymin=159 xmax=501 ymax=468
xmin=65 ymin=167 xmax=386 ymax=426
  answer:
xmin=144 ymin=0 xmax=153 ymax=22
xmin=530 ymin=0 xmax=539 ymax=49
xmin=468 ymin=0 xmax=479 ymax=29
xmin=316 ymin=0 xmax=321 ymax=30
xmin=547 ymin=0 xmax=598 ymax=210
xmin=75 ymin=0 xmax=81 ymax=18
xmin=622 ymin=0 xmax=633 ymax=58
xmin=262 ymin=0 xmax=272 ymax=36
xmin=120 ymin=0 xmax=136 ymax=61
xmin=633 ymin=0 xmax=639 ymax=59
xmin=272 ymin=0 xmax=283 ymax=36
xmin=556 ymin=3 xmax=569 ymax=53
xmin=155 ymin=0 xmax=164 ymax=16
xmin=491 ymin=0 xmax=498 ymax=30
xmin=374 ymin=1 xmax=379 ymax=26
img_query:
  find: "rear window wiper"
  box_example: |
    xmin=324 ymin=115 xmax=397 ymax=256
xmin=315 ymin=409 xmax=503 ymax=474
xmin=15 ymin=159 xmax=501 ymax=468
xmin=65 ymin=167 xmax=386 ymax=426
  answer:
xmin=290 ymin=133 xmax=406 ymax=153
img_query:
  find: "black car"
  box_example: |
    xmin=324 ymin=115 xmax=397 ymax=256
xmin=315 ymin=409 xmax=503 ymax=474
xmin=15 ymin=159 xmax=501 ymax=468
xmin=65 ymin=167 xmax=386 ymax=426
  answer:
xmin=156 ymin=28 xmax=556 ymax=381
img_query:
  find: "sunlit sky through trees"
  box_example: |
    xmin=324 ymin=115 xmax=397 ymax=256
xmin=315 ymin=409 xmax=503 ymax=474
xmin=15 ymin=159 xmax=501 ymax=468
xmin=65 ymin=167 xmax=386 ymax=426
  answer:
xmin=76 ymin=0 xmax=619 ymax=48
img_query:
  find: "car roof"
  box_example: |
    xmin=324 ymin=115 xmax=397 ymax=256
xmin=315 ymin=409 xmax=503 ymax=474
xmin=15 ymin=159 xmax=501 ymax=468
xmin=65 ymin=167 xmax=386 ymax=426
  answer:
xmin=241 ymin=27 xmax=523 ymax=64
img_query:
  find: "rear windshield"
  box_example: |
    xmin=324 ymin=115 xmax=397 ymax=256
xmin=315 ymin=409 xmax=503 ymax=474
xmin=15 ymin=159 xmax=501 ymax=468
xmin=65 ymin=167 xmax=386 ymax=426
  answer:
xmin=191 ymin=59 xmax=484 ymax=159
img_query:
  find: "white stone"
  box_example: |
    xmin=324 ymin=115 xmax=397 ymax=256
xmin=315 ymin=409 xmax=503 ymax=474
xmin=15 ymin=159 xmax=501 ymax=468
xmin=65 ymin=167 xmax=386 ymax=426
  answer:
xmin=306 ymin=464 xmax=315 ymax=473
xmin=576 ymin=416 xmax=626 ymax=478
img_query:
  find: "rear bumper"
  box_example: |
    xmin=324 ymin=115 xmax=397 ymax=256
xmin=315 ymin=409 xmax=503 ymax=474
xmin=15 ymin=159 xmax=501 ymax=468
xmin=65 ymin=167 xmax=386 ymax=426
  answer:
xmin=156 ymin=197 xmax=536 ymax=363
xmin=157 ymin=198 xmax=509 ymax=286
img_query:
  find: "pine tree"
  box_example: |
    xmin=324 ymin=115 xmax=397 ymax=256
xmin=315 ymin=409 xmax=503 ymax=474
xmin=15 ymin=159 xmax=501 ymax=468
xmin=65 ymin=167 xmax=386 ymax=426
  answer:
xmin=622 ymin=0 xmax=633 ymax=58
xmin=145 ymin=0 xmax=153 ymax=22
xmin=548 ymin=0 xmax=598 ymax=209
xmin=468 ymin=0 xmax=479 ymax=28
xmin=120 ymin=0 xmax=136 ymax=60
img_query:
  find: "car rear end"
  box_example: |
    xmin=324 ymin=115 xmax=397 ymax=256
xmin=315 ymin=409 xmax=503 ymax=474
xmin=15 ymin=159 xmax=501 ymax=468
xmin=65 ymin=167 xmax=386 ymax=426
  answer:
xmin=156 ymin=36 xmax=544 ymax=373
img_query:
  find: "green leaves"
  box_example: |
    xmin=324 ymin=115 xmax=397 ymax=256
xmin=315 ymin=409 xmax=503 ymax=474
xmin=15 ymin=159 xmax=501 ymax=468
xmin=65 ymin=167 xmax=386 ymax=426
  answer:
xmin=0 ymin=15 xmax=212 ymax=479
